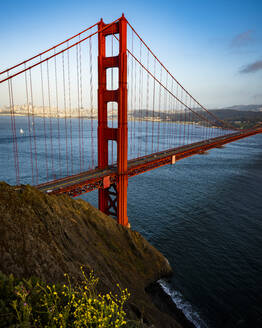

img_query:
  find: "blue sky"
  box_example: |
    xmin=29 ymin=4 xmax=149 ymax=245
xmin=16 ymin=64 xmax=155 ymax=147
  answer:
xmin=1 ymin=0 xmax=261 ymax=108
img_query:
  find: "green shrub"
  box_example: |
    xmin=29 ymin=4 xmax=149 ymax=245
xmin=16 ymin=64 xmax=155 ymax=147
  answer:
xmin=0 ymin=268 xmax=134 ymax=327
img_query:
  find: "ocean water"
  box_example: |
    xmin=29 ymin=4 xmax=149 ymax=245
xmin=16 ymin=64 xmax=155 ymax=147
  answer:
xmin=83 ymin=132 xmax=262 ymax=328
xmin=128 ymin=134 xmax=262 ymax=328
xmin=1 ymin=116 xmax=262 ymax=327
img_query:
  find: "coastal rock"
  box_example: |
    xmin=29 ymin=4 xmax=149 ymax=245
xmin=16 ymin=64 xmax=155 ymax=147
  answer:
xmin=0 ymin=182 xmax=187 ymax=327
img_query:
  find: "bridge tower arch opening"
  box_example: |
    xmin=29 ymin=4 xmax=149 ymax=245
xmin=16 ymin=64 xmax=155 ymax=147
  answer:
xmin=98 ymin=14 xmax=129 ymax=226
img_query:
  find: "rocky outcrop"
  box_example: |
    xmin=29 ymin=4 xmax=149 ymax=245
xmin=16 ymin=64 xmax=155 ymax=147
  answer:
xmin=0 ymin=182 xmax=187 ymax=327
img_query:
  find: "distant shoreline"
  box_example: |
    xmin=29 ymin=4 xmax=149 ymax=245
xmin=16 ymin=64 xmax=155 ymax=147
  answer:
xmin=0 ymin=113 xmax=217 ymax=127
xmin=0 ymin=113 xmax=97 ymax=119
xmin=1 ymin=111 xmax=261 ymax=129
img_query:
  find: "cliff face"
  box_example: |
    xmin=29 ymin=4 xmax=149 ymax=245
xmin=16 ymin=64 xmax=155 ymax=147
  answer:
xmin=0 ymin=182 xmax=183 ymax=327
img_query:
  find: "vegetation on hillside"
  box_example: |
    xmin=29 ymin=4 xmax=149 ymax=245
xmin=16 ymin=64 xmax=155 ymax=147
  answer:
xmin=0 ymin=268 xmax=142 ymax=328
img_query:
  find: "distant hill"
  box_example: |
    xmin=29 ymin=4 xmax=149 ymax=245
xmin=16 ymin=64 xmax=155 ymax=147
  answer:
xmin=210 ymin=109 xmax=262 ymax=128
xmin=132 ymin=107 xmax=262 ymax=129
xmin=216 ymin=104 xmax=262 ymax=112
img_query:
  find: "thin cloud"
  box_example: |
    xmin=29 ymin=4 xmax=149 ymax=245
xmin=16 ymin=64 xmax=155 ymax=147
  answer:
xmin=231 ymin=30 xmax=253 ymax=48
xmin=240 ymin=60 xmax=262 ymax=73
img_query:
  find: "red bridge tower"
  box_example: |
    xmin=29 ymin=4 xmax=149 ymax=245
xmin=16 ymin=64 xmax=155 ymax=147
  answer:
xmin=98 ymin=15 xmax=128 ymax=226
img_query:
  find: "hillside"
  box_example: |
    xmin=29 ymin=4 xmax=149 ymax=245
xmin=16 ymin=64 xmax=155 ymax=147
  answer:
xmin=222 ymin=104 xmax=262 ymax=112
xmin=0 ymin=182 xmax=193 ymax=328
xmin=210 ymin=109 xmax=262 ymax=128
xmin=133 ymin=108 xmax=262 ymax=129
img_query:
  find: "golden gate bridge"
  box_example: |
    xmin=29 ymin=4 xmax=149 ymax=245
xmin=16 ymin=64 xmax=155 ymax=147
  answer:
xmin=1 ymin=14 xmax=261 ymax=227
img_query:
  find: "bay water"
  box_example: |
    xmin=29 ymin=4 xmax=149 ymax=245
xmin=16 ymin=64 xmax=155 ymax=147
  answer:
xmin=1 ymin=116 xmax=262 ymax=327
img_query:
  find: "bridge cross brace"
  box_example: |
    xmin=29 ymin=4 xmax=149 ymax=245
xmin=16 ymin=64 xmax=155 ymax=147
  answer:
xmin=107 ymin=183 xmax=118 ymax=217
xmin=98 ymin=15 xmax=129 ymax=226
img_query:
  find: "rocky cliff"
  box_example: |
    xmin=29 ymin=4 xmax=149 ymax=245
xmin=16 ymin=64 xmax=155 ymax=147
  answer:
xmin=0 ymin=182 xmax=192 ymax=327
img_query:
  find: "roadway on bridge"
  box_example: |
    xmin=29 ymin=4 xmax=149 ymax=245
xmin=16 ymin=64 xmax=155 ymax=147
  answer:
xmin=37 ymin=128 xmax=262 ymax=197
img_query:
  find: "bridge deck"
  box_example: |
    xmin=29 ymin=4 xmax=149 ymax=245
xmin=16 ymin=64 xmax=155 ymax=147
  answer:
xmin=37 ymin=128 xmax=262 ymax=197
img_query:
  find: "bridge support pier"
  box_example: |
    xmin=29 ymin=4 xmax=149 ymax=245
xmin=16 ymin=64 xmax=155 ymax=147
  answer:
xmin=98 ymin=15 xmax=128 ymax=226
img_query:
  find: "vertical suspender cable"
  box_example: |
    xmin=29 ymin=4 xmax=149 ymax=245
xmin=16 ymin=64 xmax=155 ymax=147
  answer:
xmin=24 ymin=68 xmax=34 ymax=184
xmin=29 ymin=69 xmax=38 ymax=184
xmin=157 ymin=66 xmax=162 ymax=152
xmin=8 ymin=75 xmax=20 ymax=185
xmin=133 ymin=51 xmax=137 ymax=154
xmin=180 ymin=89 xmax=184 ymax=146
xmin=76 ymin=44 xmax=82 ymax=172
xmin=184 ymin=93 xmax=187 ymax=145
xmin=67 ymin=42 xmax=74 ymax=174
xmin=175 ymin=83 xmax=179 ymax=147
xmin=62 ymin=52 xmax=69 ymax=176
xmin=54 ymin=49 xmax=62 ymax=178
xmin=169 ymin=79 xmax=174 ymax=148
xmin=145 ymin=49 xmax=150 ymax=155
xmin=186 ymin=94 xmax=189 ymax=145
xmin=40 ymin=57 xmax=49 ymax=180
xmin=46 ymin=60 xmax=55 ymax=178
xmin=79 ymin=38 xmax=85 ymax=170
xmin=188 ymin=97 xmax=192 ymax=144
xmin=89 ymin=37 xmax=94 ymax=169
xmin=205 ymin=114 xmax=208 ymax=140
xmin=130 ymin=30 xmax=134 ymax=156
xmin=151 ymin=58 xmax=156 ymax=153
xmin=138 ymin=41 xmax=142 ymax=157
xmin=163 ymin=71 xmax=168 ymax=149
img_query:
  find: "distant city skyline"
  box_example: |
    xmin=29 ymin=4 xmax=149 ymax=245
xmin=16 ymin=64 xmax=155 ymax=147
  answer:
xmin=0 ymin=0 xmax=262 ymax=108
